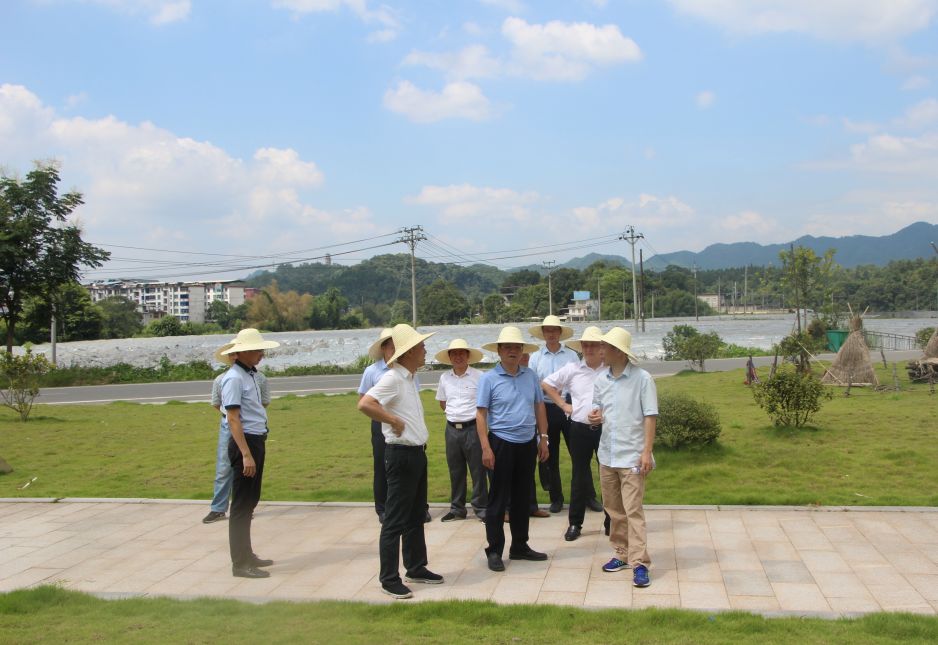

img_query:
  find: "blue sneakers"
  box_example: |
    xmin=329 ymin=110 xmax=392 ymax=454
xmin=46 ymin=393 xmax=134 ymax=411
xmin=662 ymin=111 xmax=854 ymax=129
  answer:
xmin=632 ymin=564 xmax=650 ymax=587
xmin=601 ymin=557 xmax=630 ymax=573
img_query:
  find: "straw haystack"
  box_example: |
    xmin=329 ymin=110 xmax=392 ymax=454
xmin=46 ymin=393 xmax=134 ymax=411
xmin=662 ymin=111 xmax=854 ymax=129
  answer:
xmin=925 ymin=328 xmax=938 ymax=359
xmin=822 ymin=314 xmax=879 ymax=386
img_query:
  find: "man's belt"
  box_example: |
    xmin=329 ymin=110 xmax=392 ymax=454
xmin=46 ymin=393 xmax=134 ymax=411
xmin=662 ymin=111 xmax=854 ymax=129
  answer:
xmin=449 ymin=420 xmax=477 ymax=430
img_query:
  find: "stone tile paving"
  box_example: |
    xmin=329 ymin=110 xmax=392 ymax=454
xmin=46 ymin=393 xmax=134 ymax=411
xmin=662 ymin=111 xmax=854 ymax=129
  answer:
xmin=1 ymin=500 xmax=937 ymax=617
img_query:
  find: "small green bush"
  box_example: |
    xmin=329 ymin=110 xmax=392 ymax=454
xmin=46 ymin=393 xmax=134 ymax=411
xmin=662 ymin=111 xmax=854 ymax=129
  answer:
xmin=656 ymin=391 xmax=722 ymax=448
xmin=752 ymin=365 xmax=832 ymax=427
xmin=1 ymin=347 xmax=54 ymax=421
xmin=916 ymin=327 xmax=936 ymax=350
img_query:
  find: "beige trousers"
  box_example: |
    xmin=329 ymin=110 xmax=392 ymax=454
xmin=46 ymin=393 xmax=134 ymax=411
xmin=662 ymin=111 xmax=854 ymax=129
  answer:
xmin=599 ymin=465 xmax=650 ymax=568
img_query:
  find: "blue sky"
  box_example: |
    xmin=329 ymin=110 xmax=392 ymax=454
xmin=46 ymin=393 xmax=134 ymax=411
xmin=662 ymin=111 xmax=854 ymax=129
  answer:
xmin=2 ymin=0 xmax=938 ymax=281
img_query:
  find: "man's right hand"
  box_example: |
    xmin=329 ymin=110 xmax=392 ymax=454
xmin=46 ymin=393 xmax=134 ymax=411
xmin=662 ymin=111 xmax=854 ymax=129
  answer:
xmin=242 ymin=453 xmax=256 ymax=477
xmin=482 ymin=446 xmax=495 ymax=470
xmin=390 ymin=416 xmax=405 ymax=436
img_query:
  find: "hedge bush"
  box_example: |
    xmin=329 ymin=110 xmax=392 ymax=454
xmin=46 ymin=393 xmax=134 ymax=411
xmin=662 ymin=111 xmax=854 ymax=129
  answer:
xmin=656 ymin=391 xmax=722 ymax=448
xmin=752 ymin=365 xmax=831 ymax=427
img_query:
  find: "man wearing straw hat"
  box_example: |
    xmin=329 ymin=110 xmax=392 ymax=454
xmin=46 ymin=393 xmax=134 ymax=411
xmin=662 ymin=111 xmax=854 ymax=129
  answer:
xmin=528 ymin=315 xmax=580 ymax=514
xmin=541 ymin=326 xmax=609 ymax=542
xmin=357 ymin=328 xmax=394 ymax=524
xmin=218 ymin=328 xmax=280 ymax=579
xmin=588 ymin=327 xmax=657 ymax=588
xmin=435 ymin=339 xmax=487 ymax=523
xmin=202 ymin=340 xmax=271 ymax=525
xmin=358 ymin=324 xmax=443 ymax=599
xmin=477 ymin=326 xmax=550 ymax=572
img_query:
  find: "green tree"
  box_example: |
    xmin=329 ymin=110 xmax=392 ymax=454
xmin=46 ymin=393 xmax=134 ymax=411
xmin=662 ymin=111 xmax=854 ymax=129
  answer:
xmin=419 ymin=279 xmax=469 ymax=325
xmin=0 ymin=163 xmax=109 ymax=352
xmin=482 ymin=294 xmax=507 ymax=323
xmin=0 ymin=346 xmax=53 ymax=423
xmin=662 ymin=325 xmax=723 ymax=371
xmin=144 ymin=315 xmax=185 ymax=337
xmin=98 ymin=296 xmax=143 ymax=339
xmin=20 ymin=281 xmax=103 ymax=343
xmin=309 ymin=287 xmax=349 ymax=329
xmin=206 ymin=299 xmax=234 ymax=330
xmin=779 ymin=246 xmax=836 ymax=332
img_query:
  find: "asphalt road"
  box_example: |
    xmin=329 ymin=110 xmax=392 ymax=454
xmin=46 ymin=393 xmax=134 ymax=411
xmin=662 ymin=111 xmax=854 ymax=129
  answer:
xmin=36 ymin=350 xmax=923 ymax=405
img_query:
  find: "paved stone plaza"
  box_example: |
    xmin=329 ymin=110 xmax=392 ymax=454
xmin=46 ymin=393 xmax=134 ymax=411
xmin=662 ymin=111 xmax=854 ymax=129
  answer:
xmin=2 ymin=500 xmax=937 ymax=616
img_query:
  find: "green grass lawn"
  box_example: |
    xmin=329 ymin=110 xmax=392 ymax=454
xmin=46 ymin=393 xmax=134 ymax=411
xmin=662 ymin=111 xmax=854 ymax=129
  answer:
xmin=1 ymin=365 xmax=936 ymax=505
xmin=2 ymin=586 xmax=937 ymax=644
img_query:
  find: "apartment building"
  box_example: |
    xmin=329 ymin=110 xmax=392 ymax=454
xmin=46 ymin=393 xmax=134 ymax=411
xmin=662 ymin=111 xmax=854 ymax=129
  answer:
xmin=86 ymin=280 xmax=248 ymax=323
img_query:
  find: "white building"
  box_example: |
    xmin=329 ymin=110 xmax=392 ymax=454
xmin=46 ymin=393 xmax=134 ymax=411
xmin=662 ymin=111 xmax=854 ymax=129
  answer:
xmin=566 ymin=290 xmax=597 ymax=322
xmin=86 ymin=280 xmax=248 ymax=323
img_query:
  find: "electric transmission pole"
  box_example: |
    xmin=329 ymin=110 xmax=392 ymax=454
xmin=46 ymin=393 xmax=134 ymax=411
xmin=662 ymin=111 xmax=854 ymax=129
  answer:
xmin=542 ymin=260 xmax=556 ymax=315
xmin=397 ymin=225 xmax=426 ymax=326
xmin=619 ymin=226 xmax=644 ymax=331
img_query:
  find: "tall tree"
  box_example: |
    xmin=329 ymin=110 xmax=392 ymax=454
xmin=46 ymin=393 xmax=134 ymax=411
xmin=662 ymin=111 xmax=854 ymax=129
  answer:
xmin=98 ymin=295 xmax=143 ymax=339
xmin=0 ymin=163 xmax=109 ymax=352
xmin=779 ymin=246 xmax=836 ymax=332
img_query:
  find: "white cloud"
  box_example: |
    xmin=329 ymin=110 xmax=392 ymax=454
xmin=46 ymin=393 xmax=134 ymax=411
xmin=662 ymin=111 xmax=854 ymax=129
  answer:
xmin=570 ymin=194 xmax=695 ymax=234
xmin=695 ymin=90 xmax=715 ymax=109
xmin=403 ymin=45 xmax=503 ymax=81
xmin=502 ymin=17 xmax=642 ymax=81
xmin=0 ymin=83 xmax=375 ymax=269
xmin=719 ymin=210 xmax=779 ymax=238
xmin=901 ymin=75 xmax=931 ymax=90
xmin=842 ymin=117 xmax=879 ymax=134
xmin=478 ymin=0 xmax=525 ymax=12
xmin=383 ymin=81 xmax=493 ymax=122
xmin=896 ymin=97 xmax=938 ymax=128
xmin=408 ymin=184 xmax=539 ymax=223
xmin=667 ymin=0 xmax=938 ymax=43
xmin=76 ymin=0 xmax=191 ymax=25
xmin=848 ymin=131 xmax=938 ymax=174
xmin=272 ymin=0 xmax=400 ymax=41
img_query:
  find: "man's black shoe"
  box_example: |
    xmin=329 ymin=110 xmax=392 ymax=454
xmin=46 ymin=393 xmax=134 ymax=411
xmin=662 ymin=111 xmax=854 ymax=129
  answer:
xmin=564 ymin=525 xmax=582 ymax=542
xmin=250 ymin=555 xmax=274 ymax=567
xmin=378 ymin=512 xmax=385 ymax=524
xmin=587 ymin=498 xmax=604 ymax=513
xmin=508 ymin=548 xmax=548 ymax=562
xmin=441 ymin=512 xmax=465 ymax=522
xmin=549 ymin=501 xmax=563 ymax=513
xmin=425 ymin=511 xmax=432 ymax=523
xmin=202 ymin=511 xmax=226 ymax=524
xmin=232 ymin=565 xmax=270 ymax=579
xmin=487 ymin=552 xmax=505 ymax=572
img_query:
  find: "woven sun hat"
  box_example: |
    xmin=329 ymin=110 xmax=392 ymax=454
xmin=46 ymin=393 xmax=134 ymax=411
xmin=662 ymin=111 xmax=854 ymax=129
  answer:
xmin=387 ymin=323 xmax=436 ymax=366
xmin=213 ymin=336 xmax=238 ymax=365
xmin=435 ymin=338 xmax=484 ymax=365
xmin=565 ymin=326 xmax=604 ymax=353
xmin=367 ymin=328 xmax=394 ymax=360
xmin=529 ymin=314 xmax=574 ymax=341
xmin=218 ymin=328 xmax=280 ymax=364
xmin=600 ymin=327 xmax=639 ymax=364
xmin=482 ymin=326 xmax=540 ymax=354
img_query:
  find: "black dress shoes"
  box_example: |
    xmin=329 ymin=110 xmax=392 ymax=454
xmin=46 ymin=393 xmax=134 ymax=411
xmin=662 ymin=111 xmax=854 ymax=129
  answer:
xmin=250 ymin=555 xmax=274 ymax=567
xmin=487 ymin=552 xmax=505 ymax=572
xmin=232 ymin=565 xmax=270 ymax=579
xmin=508 ymin=548 xmax=548 ymax=561
xmin=587 ymin=498 xmax=604 ymax=513
xmin=564 ymin=525 xmax=582 ymax=541
xmin=549 ymin=501 xmax=563 ymax=514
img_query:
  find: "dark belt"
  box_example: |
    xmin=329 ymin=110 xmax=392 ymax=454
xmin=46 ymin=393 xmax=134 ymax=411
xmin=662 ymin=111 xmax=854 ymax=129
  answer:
xmin=448 ymin=420 xmax=476 ymax=430
xmin=385 ymin=443 xmax=426 ymax=451
xmin=571 ymin=421 xmax=600 ymax=431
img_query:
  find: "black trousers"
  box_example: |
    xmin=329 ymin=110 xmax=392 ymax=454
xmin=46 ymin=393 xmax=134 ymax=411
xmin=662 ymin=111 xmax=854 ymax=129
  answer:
xmin=371 ymin=420 xmax=388 ymax=515
xmin=444 ymin=421 xmax=487 ymax=518
xmin=568 ymin=421 xmax=606 ymax=527
xmin=484 ymin=433 xmax=537 ymax=557
xmin=228 ymin=432 xmax=266 ymax=567
xmin=379 ymin=444 xmax=428 ymax=586
xmin=538 ymin=404 xmax=567 ymax=504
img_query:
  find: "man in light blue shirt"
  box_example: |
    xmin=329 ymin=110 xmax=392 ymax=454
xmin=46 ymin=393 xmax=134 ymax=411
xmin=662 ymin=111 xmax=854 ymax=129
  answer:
xmin=358 ymin=328 xmax=393 ymax=523
xmin=476 ymin=326 xmax=550 ymax=572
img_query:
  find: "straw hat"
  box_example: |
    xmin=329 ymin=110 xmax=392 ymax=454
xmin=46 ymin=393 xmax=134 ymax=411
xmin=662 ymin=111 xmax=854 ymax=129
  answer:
xmin=435 ymin=338 xmax=484 ymax=365
xmin=387 ymin=323 xmax=435 ymax=366
xmin=529 ymin=314 xmax=574 ymax=341
xmin=566 ymin=326 xmax=604 ymax=353
xmin=600 ymin=327 xmax=639 ymax=363
xmin=367 ymin=328 xmax=394 ymax=360
xmin=216 ymin=328 xmax=280 ymax=365
xmin=482 ymin=326 xmax=540 ymax=354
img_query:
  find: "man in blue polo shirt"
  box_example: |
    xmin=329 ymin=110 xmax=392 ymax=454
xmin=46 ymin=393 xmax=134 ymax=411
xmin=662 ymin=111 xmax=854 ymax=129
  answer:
xmin=219 ymin=328 xmax=280 ymax=579
xmin=476 ymin=326 xmax=550 ymax=572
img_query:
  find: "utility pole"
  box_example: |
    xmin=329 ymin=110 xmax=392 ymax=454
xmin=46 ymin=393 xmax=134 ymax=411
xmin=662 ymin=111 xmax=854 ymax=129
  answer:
xmin=619 ymin=226 xmax=644 ymax=332
xmin=693 ymin=262 xmax=699 ymax=322
xmin=597 ymin=279 xmax=602 ymax=322
xmin=542 ymin=260 xmax=556 ymax=315
xmin=639 ymin=249 xmax=646 ymax=332
xmin=397 ymin=225 xmax=426 ymax=326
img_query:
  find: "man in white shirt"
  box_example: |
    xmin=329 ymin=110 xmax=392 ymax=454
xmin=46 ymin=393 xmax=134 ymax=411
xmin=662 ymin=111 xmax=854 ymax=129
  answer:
xmin=358 ymin=324 xmax=443 ymax=600
xmin=435 ymin=339 xmax=486 ymax=522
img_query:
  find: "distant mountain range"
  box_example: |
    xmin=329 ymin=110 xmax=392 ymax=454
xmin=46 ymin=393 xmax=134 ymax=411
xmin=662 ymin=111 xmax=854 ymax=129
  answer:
xmin=523 ymin=221 xmax=938 ymax=272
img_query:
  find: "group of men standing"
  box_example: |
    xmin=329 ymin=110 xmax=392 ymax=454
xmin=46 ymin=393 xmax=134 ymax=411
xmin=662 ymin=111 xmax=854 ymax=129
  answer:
xmin=204 ymin=317 xmax=658 ymax=599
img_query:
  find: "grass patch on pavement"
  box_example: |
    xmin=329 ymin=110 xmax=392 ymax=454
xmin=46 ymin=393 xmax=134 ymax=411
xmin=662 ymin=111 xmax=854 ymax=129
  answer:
xmin=1 ymin=365 xmax=936 ymax=506
xmin=2 ymin=586 xmax=937 ymax=644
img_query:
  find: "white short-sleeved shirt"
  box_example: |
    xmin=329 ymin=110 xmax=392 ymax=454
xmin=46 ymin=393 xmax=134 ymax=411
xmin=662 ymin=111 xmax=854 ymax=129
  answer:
xmin=529 ymin=345 xmax=579 ymax=402
xmin=593 ymin=362 xmax=658 ymax=469
xmin=366 ymin=363 xmax=429 ymax=446
xmin=543 ymin=360 xmax=605 ymax=423
xmin=435 ymin=367 xmax=481 ymax=423
xmin=220 ymin=362 xmax=269 ymax=436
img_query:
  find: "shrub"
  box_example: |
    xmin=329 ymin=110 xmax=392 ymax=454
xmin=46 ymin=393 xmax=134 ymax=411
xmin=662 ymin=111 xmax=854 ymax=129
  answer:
xmin=0 ymin=347 xmax=54 ymax=421
xmin=774 ymin=331 xmax=825 ymax=374
xmin=916 ymin=327 xmax=936 ymax=350
xmin=752 ymin=365 xmax=831 ymax=427
xmin=662 ymin=325 xmax=723 ymax=371
xmin=656 ymin=391 xmax=722 ymax=448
